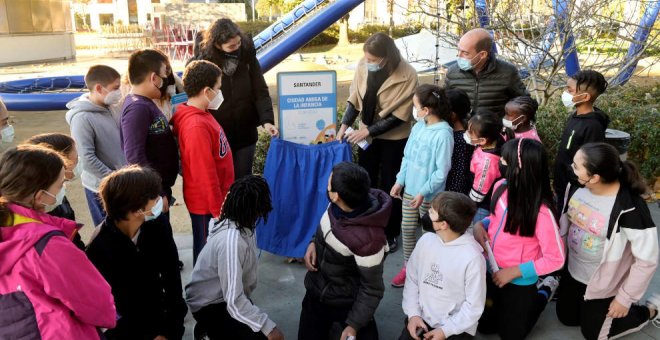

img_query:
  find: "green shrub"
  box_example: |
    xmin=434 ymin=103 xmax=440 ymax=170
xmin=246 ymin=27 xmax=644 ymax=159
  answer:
xmin=536 ymin=84 xmax=659 ymax=181
xmin=350 ymin=23 xmax=422 ymax=43
xmin=236 ymin=20 xmax=274 ymax=37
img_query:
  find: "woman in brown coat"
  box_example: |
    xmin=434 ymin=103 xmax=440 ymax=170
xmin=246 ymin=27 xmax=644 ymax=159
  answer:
xmin=336 ymin=32 xmax=418 ymax=252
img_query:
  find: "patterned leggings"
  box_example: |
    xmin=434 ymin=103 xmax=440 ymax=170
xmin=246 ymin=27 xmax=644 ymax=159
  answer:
xmin=401 ymin=192 xmax=431 ymax=261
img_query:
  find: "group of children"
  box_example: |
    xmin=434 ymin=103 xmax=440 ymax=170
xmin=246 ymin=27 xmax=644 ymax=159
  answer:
xmin=378 ymin=69 xmax=659 ymax=340
xmin=0 ymin=43 xmax=658 ymax=340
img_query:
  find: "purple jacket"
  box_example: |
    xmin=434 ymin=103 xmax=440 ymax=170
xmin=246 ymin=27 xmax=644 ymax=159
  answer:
xmin=0 ymin=203 xmax=116 ymax=339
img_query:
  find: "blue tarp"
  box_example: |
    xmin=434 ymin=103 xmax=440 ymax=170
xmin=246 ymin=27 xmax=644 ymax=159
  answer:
xmin=256 ymin=138 xmax=352 ymax=258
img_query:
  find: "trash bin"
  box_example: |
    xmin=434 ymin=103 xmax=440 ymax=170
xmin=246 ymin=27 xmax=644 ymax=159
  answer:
xmin=605 ymin=129 xmax=631 ymax=161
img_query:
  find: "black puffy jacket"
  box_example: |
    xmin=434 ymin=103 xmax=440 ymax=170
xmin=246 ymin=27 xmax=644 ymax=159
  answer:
xmin=304 ymin=189 xmax=392 ymax=332
xmin=445 ymin=56 xmax=528 ymax=115
xmin=189 ymin=33 xmax=275 ymax=150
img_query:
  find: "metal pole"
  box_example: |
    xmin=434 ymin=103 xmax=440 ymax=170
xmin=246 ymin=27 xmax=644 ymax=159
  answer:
xmin=252 ymin=0 xmax=256 ymax=20
xmin=434 ymin=0 xmax=440 ymax=85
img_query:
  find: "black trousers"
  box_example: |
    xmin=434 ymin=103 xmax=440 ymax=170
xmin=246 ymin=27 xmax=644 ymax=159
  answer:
xmin=398 ymin=317 xmax=473 ymax=339
xmin=298 ymin=293 xmax=379 ymax=340
xmin=358 ymin=137 xmax=407 ymax=240
xmin=192 ymin=302 xmax=267 ymax=340
xmin=477 ymin=275 xmax=548 ymax=340
xmin=556 ymin=271 xmax=650 ymax=340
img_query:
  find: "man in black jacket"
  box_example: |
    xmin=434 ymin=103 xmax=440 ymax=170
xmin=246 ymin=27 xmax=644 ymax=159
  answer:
xmin=300 ymin=162 xmax=392 ymax=340
xmin=445 ymin=28 xmax=529 ymax=116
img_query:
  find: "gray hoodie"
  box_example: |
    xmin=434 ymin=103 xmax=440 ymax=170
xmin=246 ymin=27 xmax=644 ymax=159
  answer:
xmin=65 ymin=94 xmax=127 ymax=192
xmin=185 ymin=219 xmax=277 ymax=336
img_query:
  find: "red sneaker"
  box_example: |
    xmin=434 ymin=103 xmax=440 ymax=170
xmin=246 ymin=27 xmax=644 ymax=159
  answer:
xmin=391 ymin=265 xmax=407 ymax=288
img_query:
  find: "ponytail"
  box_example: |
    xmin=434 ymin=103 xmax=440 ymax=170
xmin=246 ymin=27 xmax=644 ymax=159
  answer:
xmin=580 ymin=143 xmax=647 ymax=195
xmin=619 ymin=160 xmax=647 ymax=196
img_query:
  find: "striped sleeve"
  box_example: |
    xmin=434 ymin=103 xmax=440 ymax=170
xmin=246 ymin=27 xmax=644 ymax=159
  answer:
xmin=218 ymin=228 xmax=276 ymax=336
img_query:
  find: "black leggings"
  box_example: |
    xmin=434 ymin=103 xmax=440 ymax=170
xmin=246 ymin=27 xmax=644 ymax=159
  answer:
xmin=477 ymin=275 xmax=549 ymax=340
xmin=192 ymin=302 xmax=267 ymax=340
xmin=358 ymin=137 xmax=407 ymax=240
xmin=298 ymin=293 xmax=379 ymax=340
xmin=556 ymin=271 xmax=650 ymax=340
xmin=398 ymin=317 xmax=473 ymax=339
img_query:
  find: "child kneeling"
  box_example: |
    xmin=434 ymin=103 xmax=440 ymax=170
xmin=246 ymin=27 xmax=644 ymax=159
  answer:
xmin=186 ymin=175 xmax=284 ymax=340
xmin=401 ymin=191 xmax=486 ymax=340
xmin=300 ymin=162 xmax=392 ymax=340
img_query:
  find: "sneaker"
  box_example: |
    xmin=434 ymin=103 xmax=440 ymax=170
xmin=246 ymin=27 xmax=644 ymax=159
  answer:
xmin=387 ymin=238 xmax=398 ymax=254
xmin=646 ymin=293 xmax=660 ymax=328
xmin=391 ymin=265 xmax=407 ymax=288
xmin=537 ymin=276 xmax=560 ymax=302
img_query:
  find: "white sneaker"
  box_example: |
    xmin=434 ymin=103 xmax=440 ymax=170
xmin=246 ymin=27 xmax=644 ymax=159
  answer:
xmin=537 ymin=276 xmax=560 ymax=302
xmin=646 ymin=293 xmax=660 ymax=328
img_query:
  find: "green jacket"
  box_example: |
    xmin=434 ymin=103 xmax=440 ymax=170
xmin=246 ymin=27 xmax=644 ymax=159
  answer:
xmin=444 ymin=56 xmax=528 ymax=115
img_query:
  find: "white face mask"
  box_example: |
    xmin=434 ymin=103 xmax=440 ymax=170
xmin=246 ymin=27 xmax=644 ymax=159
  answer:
xmin=562 ymin=91 xmax=587 ymax=108
xmin=412 ymin=107 xmax=426 ymax=123
xmin=463 ymin=131 xmax=475 ymax=145
xmin=1 ymin=125 xmax=15 ymax=143
xmin=502 ymin=115 xmax=524 ymax=130
xmin=41 ymin=186 xmax=66 ymax=212
xmin=142 ymin=196 xmax=163 ymax=222
xmin=207 ymin=88 xmax=224 ymax=110
xmin=103 ymin=89 xmax=122 ymax=106
xmin=70 ymin=158 xmax=83 ymax=181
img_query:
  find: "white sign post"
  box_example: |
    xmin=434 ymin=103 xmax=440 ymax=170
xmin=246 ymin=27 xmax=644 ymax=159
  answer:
xmin=277 ymin=71 xmax=337 ymax=145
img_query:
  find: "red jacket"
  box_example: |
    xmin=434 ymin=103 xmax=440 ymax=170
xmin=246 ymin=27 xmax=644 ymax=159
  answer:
xmin=172 ymin=103 xmax=234 ymax=217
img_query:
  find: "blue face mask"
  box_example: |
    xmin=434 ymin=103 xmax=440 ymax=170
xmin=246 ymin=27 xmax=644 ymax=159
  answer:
xmin=457 ymin=53 xmax=482 ymax=71
xmin=367 ymin=63 xmax=381 ymax=72
xmin=367 ymin=58 xmax=383 ymax=72
xmin=142 ymin=196 xmax=163 ymax=222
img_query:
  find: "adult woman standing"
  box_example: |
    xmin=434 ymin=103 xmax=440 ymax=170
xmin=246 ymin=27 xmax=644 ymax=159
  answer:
xmin=190 ymin=18 xmax=278 ymax=179
xmin=337 ymin=32 xmax=418 ymax=251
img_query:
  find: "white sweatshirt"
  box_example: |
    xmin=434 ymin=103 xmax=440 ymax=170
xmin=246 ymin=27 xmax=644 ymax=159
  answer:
xmin=402 ymin=232 xmax=487 ymax=337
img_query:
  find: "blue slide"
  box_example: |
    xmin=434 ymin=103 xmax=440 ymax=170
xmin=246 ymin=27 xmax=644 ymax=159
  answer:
xmin=0 ymin=0 xmax=364 ymax=111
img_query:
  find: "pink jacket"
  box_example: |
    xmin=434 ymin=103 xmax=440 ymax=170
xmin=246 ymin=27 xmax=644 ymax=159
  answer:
xmin=469 ymin=147 xmax=501 ymax=203
xmin=0 ymin=203 xmax=116 ymax=339
xmin=514 ymin=128 xmax=541 ymax=143
xmin=484 ymin=181 xmax=565 ymax=285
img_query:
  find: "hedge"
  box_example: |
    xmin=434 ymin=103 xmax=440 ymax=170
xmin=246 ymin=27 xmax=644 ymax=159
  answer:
xmin=235 ymin=21 xmax=421 ymax=47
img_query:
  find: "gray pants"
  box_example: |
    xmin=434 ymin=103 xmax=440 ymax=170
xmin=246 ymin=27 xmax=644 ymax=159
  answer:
xmin=232 ymin=143 xmax=256 ymax=179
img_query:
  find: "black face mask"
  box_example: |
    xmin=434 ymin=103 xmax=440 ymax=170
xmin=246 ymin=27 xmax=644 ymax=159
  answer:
xmin=223 ymin=49 xmax=240 ymax=59
xmin=421 ymin=213 xmax=435 ymax=233
xmin=159 ymin=73 xmax=174 ymax=98
xmin=498 ymin=163 xmax=508 ymax=177
xmin=569 ymin=172 xmax=590 ymax=188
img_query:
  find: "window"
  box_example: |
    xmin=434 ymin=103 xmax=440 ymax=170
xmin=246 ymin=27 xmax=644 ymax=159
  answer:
xmin=99 ymin=13 xmax=114 ymax=25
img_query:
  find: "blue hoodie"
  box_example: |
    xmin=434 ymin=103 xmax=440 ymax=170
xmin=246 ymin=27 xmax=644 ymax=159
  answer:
xmin=396 ymin=120 xmax=454 ymax=201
